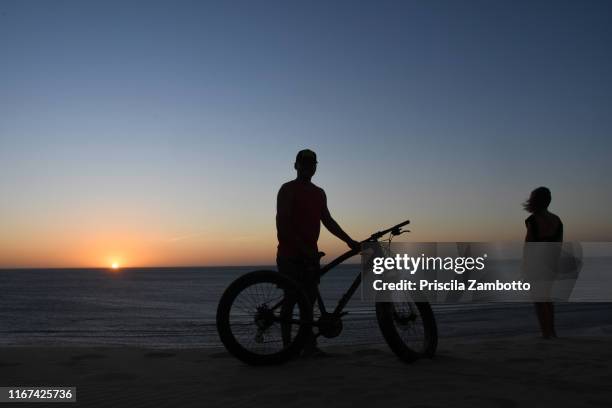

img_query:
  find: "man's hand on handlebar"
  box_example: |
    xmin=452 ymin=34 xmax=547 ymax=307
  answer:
xmin=346 ymin=238 xmax=361 ymax=252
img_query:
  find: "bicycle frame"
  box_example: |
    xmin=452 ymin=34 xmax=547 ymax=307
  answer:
xmin=314 ymin=219 xmax=411 ymax=318
xmin=316 ymin=247 xmax=360 ymax=316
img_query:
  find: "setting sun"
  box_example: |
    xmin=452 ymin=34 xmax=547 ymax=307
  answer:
xmin=111 ymin=263 xmax=120 ymax=270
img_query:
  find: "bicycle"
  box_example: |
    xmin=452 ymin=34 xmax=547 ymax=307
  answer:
xmin=216 ymin=220 xmax=438 ymax=365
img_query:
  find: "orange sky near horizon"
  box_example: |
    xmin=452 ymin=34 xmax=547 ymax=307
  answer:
xmin=1 ymin=211 xmax=610 ymax=269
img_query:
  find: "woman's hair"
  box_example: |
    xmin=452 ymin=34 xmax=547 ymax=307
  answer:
xmin=523 ymin=186 xmax=552 ymax=213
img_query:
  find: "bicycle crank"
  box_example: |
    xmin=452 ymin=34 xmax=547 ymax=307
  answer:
xmin=317 ymin=312 xmax=345 ymax=339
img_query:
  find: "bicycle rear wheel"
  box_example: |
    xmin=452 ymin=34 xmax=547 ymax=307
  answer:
xmin=216 ymin=270 xmax=312 ymax=365
xmin=376 ymin=299 xmax=437 ymax=363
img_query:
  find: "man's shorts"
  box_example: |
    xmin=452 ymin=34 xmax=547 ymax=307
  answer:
xmin=276 ymin=256 xmax=320 ymax=302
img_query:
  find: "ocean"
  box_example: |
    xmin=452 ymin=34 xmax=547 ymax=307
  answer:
xmin=1 ymin=266 xmax=611 ymax=348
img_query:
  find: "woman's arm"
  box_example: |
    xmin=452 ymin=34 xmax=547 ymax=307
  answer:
xmin=525 ymin=218 xmax=536 ymax=242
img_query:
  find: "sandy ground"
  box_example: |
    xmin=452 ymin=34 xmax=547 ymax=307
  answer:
xmin=1 ymin=334 xmax=612 ymax=407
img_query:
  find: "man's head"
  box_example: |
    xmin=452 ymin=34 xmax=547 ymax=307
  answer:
xmin=294 ymin=149 xmax=317 ymax=180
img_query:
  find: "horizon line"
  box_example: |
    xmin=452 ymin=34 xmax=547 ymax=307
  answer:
xmin=0 ymin=262 xmax=363 ymax=271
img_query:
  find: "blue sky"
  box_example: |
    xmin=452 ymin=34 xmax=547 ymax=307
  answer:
xmin=1 ymin=0 xmax=611 ymax=266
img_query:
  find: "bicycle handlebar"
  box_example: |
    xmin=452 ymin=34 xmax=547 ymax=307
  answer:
xmin=319 ymin=219 xmax=411 ymax=277
xmin=362 ymin=219 xmax=410 ymax=243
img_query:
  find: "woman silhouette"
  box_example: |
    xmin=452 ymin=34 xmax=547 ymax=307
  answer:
xmin=523 ymin=187 xmax=563 ymax=338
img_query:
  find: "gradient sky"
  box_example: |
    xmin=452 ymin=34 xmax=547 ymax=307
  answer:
xmin=1 ymin=0 xmax=611 ymax=268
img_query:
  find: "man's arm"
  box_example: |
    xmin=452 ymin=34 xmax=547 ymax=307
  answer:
xmin=320 ymin=190 xmax=360 ymax=251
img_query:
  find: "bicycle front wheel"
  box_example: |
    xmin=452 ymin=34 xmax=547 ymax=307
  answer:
xmin=376 ymin=300 xmax=437 ymax=363
xmin=216 ymin=270 xmax=313 ymax=365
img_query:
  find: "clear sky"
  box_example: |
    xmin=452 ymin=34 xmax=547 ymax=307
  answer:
xmin=1 ymin=0 xmax=611 ymax=268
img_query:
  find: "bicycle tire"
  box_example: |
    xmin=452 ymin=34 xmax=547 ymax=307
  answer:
xmin=216 ymin=270 xmax=313 ymax=365
xmin=375 ymin=301 xmax=438 ymax=363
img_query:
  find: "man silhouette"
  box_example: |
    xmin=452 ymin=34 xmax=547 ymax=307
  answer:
xmin=276 ymin=149 xmax=359 ymax=354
